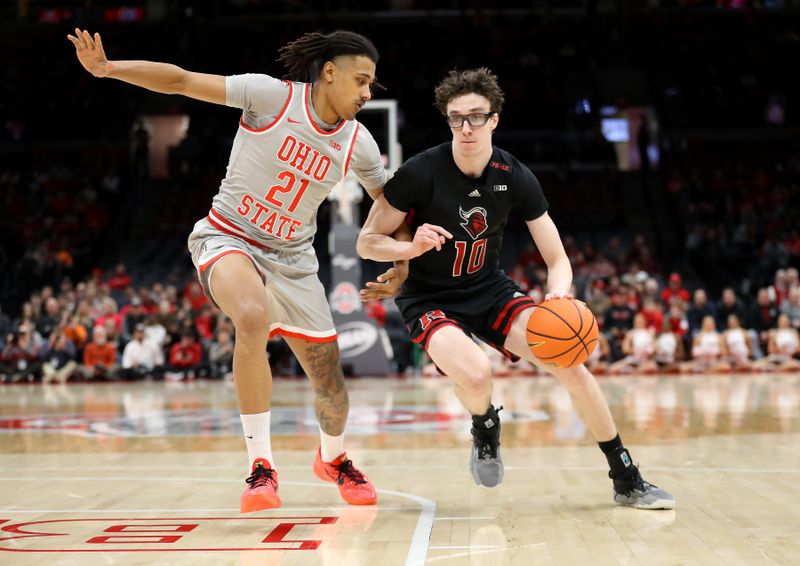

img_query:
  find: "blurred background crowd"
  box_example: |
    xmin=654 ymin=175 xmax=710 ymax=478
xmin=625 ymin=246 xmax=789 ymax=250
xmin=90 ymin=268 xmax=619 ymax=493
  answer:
xmin=1 ymin=0 xmax=799 ymax=382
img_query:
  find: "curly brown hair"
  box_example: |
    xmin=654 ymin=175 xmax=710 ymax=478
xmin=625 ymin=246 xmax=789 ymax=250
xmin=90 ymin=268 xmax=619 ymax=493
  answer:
xmin=434 ymin=68 xmax=505 ymax=115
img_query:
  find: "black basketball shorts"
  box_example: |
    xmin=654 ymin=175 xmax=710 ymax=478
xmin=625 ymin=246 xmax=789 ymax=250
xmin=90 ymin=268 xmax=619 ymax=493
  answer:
xmin=396 ymin=272 xmax=537 ymax=361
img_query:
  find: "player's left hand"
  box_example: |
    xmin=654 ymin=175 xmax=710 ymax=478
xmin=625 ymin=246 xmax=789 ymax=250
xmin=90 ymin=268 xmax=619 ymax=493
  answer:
xmin=360 ymin=266 xmax=407 ymax=301
xmin=67 ymin=29 xmax=115 ymax=78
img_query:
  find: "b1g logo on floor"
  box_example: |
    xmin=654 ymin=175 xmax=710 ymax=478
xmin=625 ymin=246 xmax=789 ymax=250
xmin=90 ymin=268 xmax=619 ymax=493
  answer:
xmin=0 ymin=517 xmax=337 ymax=552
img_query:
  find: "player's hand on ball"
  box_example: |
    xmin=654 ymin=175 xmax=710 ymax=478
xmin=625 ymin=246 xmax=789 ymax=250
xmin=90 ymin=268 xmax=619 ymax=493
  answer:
xmin=544 ymin=290 xmax=575 ymax=301
xmin=408 ymin=224 xmax=452 ymax=258
xmin=67 ymin=29 xmax=114 ymax=78
xmin=360 ymin=266 xmax=407 ymax=301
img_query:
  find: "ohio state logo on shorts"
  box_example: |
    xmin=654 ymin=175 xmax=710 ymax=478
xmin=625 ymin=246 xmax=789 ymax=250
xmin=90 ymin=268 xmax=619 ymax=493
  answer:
xmin=419 ymin=310 xmax=446 ymax=331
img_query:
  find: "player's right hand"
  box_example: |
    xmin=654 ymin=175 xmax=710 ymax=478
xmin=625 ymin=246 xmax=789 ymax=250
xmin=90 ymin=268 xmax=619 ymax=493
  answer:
xmin=67 ymin=29 xmax=114 ymax=78
xmin=408 ymin=223 xmax=452 ymax=258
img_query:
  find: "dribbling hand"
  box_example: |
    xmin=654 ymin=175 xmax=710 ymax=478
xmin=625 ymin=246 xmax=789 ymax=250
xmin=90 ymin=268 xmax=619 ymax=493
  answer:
xmin=67 ymin=29 xmax=114 ymax=78
xmin=408 ymin=223 xmax=452 ymax=258
xmin=544 ymin=291 xmax=576 ymax=302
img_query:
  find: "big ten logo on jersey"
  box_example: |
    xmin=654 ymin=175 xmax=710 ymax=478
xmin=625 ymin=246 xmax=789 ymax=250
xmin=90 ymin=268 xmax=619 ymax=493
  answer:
xmin=419 ymin=310 xmax=446 ymax=331
xmin=235 ymin=135 xmax=334 ymax=241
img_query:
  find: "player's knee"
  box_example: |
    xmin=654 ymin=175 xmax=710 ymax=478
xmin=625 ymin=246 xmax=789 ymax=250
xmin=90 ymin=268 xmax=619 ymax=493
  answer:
xmin=232 ymin=301 xmax=271 ymax=338
xmin=460 ymin=356 xmax=492 ymax=391
xmin=554 ymin=364 xmax=592 ymax=393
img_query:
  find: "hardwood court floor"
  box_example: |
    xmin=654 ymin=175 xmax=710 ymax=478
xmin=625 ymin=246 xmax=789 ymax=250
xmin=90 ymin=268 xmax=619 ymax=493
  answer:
xmin=0 ymin=373 xmax=799 ymax=565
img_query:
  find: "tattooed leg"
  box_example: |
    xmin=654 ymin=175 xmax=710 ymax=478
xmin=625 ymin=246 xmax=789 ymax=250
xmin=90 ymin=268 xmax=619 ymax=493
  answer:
xmin=285 ymin=337 xmax=349 ymax=435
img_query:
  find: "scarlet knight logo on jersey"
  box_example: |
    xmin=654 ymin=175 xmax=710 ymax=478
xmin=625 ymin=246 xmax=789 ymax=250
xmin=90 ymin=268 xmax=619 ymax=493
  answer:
xmin=459 ymin=206 xmax=488 ymax=240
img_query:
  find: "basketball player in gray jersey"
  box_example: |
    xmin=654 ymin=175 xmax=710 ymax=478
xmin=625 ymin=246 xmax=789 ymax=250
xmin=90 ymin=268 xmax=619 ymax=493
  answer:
xmin=68 ymin=29 xmax=406 ymax=512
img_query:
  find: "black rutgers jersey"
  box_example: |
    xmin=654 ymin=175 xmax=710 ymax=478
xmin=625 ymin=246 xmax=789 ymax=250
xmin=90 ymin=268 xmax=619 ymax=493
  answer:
xmin=383 ymin=142 xmax=549 ymax=296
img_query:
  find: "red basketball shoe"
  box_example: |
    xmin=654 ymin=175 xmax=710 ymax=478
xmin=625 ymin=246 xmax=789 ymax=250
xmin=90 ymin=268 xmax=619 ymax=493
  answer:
xmin=240 ymin=458 xmax=281 ymax=513
xmin=313 ymin=448 xmax=377 ymax=505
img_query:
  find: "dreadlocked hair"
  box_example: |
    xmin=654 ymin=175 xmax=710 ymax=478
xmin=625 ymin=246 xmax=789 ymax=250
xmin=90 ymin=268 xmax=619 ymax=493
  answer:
xmin=277 ymin=30 xmax=379 ymax=83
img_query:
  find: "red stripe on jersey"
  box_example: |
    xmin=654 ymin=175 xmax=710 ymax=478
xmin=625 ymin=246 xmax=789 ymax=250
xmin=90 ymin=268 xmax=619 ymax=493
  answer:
xmin=238 ymin=80 xmax=293 ymax=133
xmin=491 ymin=297 xmax=529 ymax=331
xmin=343 ymin=122 xmax=360 ymax=177
xmin=303 ymin=83 xmax=347 ymax=136
xmin=209 ymin=208 xmax=246 ymax=233
xmin=206 ymin=212 xmax=275 ymax=252
xmin=268 ymin=328 xmax=338 ymax=343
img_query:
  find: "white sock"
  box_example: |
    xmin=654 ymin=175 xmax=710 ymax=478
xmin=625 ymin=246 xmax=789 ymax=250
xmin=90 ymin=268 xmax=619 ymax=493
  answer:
xmin=240 ymin=411 xmax=273 ymax=469
xmin=319 ymin=426 xmax=345 ymax=462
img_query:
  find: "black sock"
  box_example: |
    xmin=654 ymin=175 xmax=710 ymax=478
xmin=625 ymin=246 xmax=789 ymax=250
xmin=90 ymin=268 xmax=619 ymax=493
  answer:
xmin=471 ymin=404 xmax=501 ymax=435
xmin=598 ymin=434 xmax=634 ymax=478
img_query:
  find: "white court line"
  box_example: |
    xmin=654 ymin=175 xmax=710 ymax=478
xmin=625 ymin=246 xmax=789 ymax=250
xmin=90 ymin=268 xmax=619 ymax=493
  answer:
xmin=0 ymin=506 xmax=417 ymax=513
xmin=426 ymin=543 xmax=546 ymax=562
xmin=430 ymin=515 xmax=497 ymax=524
xmin=0 ymin=478 xmax=436 ymax=566
xmin=3 ymin=465 xmax=800 ymax=474
xmin=507 ymin=465 xmax=800 ymax=475
xmin=370 ymin=486 xmax=436 ymax=566
xmin=429 ymin=545 xmax=498 ymax=549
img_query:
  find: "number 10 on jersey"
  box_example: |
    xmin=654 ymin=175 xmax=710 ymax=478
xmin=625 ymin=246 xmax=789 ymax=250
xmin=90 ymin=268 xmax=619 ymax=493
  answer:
xmin=452 ymin=239 xmax=487 ymax=276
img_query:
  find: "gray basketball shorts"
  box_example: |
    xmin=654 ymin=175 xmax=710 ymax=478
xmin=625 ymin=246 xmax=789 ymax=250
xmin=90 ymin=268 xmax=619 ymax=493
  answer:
xmin=187 ymin=217 xmax=337 ymax=343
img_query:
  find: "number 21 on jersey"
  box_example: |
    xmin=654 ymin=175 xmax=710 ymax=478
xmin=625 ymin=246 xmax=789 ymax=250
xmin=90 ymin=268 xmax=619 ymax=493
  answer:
xmin=452 ymin=239 xmax=487 ymax=276
xmin=265 ymin=170 xmax=309 ymax=213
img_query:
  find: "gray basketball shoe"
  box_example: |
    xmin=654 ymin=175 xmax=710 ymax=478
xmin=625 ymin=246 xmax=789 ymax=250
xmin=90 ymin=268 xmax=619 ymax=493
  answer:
xmin=469 ymin=405 xmax=504 ymax=487
xmin=612 ymin=466 xmax=676 ymax=510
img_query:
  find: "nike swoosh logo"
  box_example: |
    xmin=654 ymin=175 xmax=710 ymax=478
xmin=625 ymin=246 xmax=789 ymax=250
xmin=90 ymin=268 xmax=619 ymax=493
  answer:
xmin=287 ymin=118 xmax=301 ymax=124
xmin=246 ymin=435 xmax=253 ymax=439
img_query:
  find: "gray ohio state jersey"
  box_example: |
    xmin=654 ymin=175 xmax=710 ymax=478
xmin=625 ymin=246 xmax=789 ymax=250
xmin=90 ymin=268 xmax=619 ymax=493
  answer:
xmin=206 ymin=74 xmax=387 ymax=253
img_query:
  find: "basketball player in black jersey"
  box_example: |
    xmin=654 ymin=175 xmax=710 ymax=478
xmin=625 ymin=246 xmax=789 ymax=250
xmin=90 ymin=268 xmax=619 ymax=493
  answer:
xmin=357 ymin=68 xmax=674 ymax=509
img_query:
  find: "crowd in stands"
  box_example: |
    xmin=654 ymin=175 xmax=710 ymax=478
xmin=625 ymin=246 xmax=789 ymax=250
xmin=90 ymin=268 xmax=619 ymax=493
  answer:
xmin=0 ymin=264 xmax=227 ymax=383
xmin=495 ymin=237 xmax=800 ymax=376
xmin=2 ymin=249 xmax=799 ymax=384
xmin=661 ymin=140 xmax=800 ymax=290
xmin=0 ymin=146 xmax=129 ymax=315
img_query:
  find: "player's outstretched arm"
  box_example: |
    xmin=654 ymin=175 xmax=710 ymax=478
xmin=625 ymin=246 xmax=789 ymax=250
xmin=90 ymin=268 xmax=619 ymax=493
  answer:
xmin=67 ymin=29 xmax=225 ymax=105
xmin=357 ymin=195 xmax=451 ymax=262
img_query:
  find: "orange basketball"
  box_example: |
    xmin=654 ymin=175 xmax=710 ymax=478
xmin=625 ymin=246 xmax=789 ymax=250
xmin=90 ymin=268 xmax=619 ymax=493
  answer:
xmin=526 ymin=298 xmax=598 ymax=368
